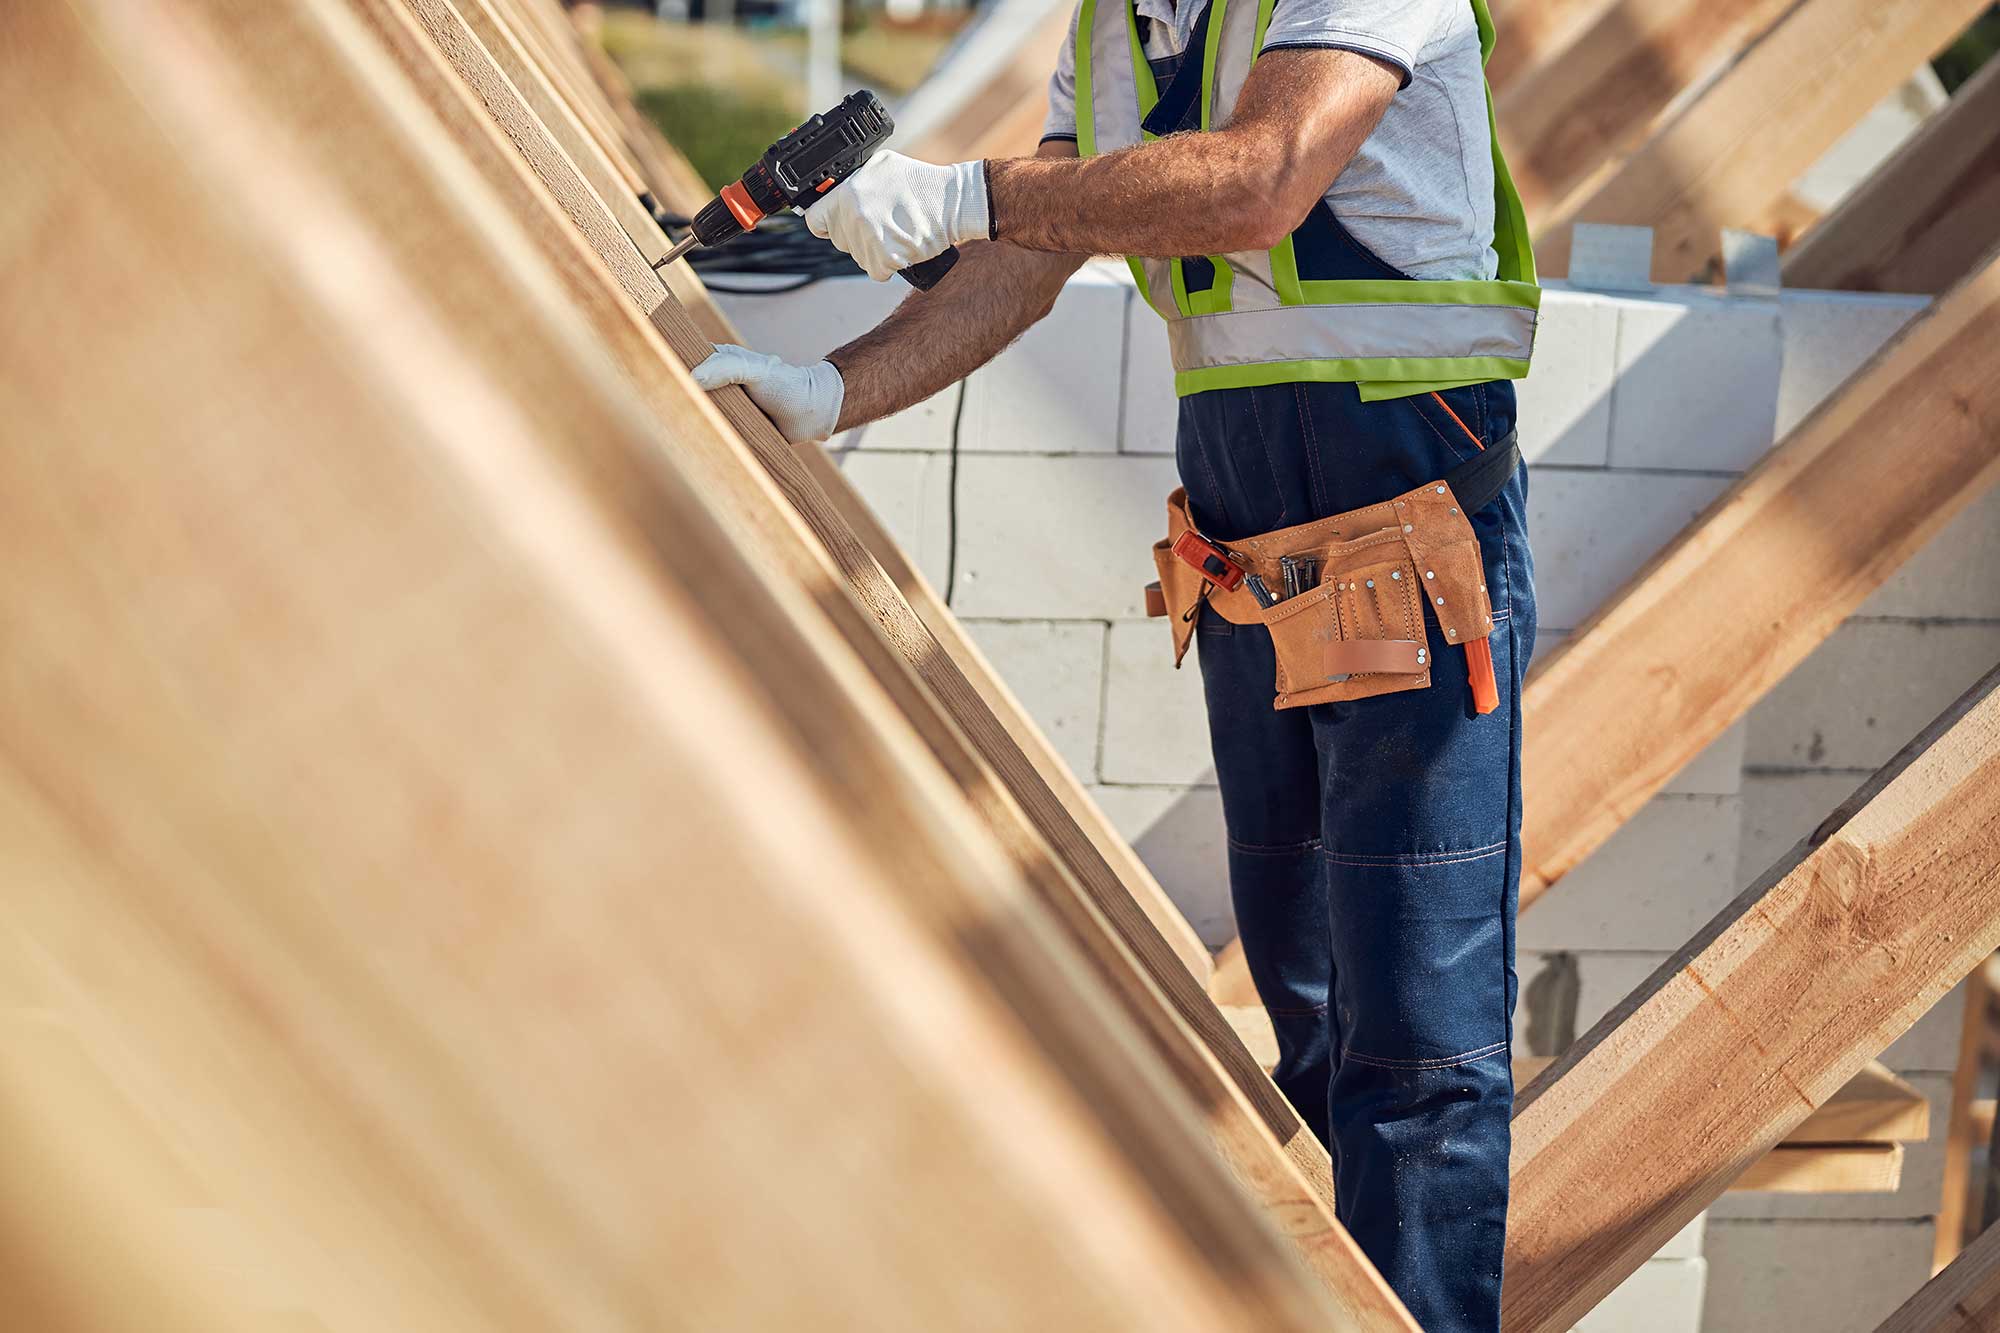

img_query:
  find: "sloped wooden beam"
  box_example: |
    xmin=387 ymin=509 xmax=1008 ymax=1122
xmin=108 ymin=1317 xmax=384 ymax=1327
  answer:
xmin=1785 ymin=57 xmax=2000 ymax=295
xmin=354 ymin=1 xmax=1418 ymax=1322
xmin=1495 ymin=0 xmax=1796 ymax=218
xmin=1535 ymin=0 xmax=1990 ymax=281
xmin=1878 ymin=1218 xmax=2000 ymax=1332
xmin=1519 ymin=243 xmax=2000 ymax=905
xmin=907 ymin=1 xmax=1075 ymax=162
xmin=3 ymin=0 xmax=1307 ymax=1325
xmin=499 ymin=0 xmax=1213 ymax=989
xmin=1503 ymin=665 xmax=2000 ymax=1333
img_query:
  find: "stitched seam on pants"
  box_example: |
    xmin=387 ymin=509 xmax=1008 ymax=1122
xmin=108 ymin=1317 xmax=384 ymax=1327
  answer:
xmin=1268 ymin=1001 xmax=1331 ymax=1017
xmin=1228 ymin=834 xmax=1324 ymax=855
xmin=1340 ymin=1039 xmax=1509 ymax=1071
xmin=1248 ymin=391 xmax=1289 ymax=527
xmin=1321 ymin=841 xmax=1507 ymax=867
xmin=1295 ymin=384 xmax=1328 ymax=514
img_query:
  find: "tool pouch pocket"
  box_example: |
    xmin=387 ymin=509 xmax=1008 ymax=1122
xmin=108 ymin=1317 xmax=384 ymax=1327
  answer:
xmin=1261 ymin=535 xmax=1431 ymax=709
xmin=1146 ymin=468 xmax=1503 ymax=713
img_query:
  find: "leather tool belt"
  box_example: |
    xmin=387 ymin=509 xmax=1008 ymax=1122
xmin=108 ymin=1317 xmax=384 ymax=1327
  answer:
xmin=1145 ymin=433 xmax=1521 ymax=714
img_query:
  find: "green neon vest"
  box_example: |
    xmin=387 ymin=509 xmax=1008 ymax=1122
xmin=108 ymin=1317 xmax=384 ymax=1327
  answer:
xmin=1074 ymin=0 xmax=1539 ymax=400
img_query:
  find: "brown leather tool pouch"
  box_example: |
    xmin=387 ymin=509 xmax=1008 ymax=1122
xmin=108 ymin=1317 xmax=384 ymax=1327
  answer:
xmin=1145 ymin=437 xmax=1513 ymax=712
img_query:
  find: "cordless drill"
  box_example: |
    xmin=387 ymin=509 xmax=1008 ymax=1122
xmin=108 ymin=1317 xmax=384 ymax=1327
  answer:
xmin=654 ymin=90 xmax=960 ymax=291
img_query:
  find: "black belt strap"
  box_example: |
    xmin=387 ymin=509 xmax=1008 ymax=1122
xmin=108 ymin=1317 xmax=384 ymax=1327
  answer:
xmin=1444 ymin=430 xmax=1521 ymax=516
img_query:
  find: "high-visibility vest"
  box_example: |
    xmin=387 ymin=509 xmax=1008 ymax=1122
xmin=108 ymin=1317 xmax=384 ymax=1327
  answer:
xmin=1074 ymin=0 xmax=1539 ymax=401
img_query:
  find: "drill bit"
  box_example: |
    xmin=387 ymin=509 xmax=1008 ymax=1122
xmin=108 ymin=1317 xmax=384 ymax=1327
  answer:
xmin=652 ymin=232 xmax=701 ymax=271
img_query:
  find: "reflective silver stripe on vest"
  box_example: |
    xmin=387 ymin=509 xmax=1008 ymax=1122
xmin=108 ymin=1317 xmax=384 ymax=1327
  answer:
xmin=1166 ymin=302 xmax=1537 ymax=372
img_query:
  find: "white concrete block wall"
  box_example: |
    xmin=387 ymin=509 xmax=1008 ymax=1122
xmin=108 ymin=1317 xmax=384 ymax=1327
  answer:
xmin=714 ymin=268 xmax=1985 ymax=1331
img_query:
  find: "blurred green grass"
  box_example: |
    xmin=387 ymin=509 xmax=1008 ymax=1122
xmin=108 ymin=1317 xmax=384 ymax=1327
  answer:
xmin=596 ymin=8 xmax=961 ymax=187
xmin=633 ymin=84 xmax=801 ymax=189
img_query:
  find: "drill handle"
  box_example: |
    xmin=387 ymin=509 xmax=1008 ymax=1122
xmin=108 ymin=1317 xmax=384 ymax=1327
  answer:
xmin=900 ymin=246 xmax=959 ymax=291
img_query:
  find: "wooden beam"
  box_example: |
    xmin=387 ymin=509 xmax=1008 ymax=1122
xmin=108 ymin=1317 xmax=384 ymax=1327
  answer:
xmin=1736 ymin=1143 xmax=1905 ymax=1194
xmin=1785 ymin=57 xmax=2000 ymax=295
xmin=1517 ymin=243 xmax=2000 ymax=907
xmin=1535 ymin=0 xmax=1991 ymax=282
xmin=354 ymin=0 xmax=1420 ymax=1320
xmin=907 ymin=3 xmax=1074 ymax=162
xmin=1495 ymin=0 xmax=1796 ymax=219
xmin=1503 ymin=665 xmax=2000 ymax=1332
xmin=1878 ymin=1219 xmax=2000 ymax=1332
xmin=1 ymin=0 xmax=1308 ymax=1325
xmin=1936 ymin=971 xmax=1996 ymax=1270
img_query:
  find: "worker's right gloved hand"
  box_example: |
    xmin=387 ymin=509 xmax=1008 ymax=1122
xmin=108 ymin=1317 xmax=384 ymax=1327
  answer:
xmin=691 ymin=343 xmax=845 ymax=444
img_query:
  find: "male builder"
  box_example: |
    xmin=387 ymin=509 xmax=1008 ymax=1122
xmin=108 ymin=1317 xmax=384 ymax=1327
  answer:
xmin=695 ymin=1 xmax=1537 ymax=1325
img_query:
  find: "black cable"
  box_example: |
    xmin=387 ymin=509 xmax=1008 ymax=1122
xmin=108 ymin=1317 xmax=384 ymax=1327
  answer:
xmin=698 ymin=275 xmax=825 ymax=295
xmin=943 ymin=375 xmax=967 ymax=606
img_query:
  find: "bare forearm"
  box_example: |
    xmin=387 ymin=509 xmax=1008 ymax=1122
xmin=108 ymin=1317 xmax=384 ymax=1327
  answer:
xmin=989 ymin=48 xmax=1397 ymax=257
xmin=827 ymin=238 xmax=1083 ymax=430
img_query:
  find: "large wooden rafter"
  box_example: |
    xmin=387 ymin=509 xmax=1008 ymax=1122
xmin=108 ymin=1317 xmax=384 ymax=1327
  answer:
xmin=1493 ymin=0 xmax=1797 ymax=218
xmin=356 ymin=0 xmax=1421 ymax=1322
xmin=1516 ymin=243 xmax=2000 ymax=905
xmin=1534 ymin=0 xmax=1991 ymax=281
xmin=1876 ymin=1219 xmax=2000 ymax=1331
xmin=1504 ymin=664 xmax=2000 ymax=1331
xmin=1784 ymin=56 xmax=2000 ymax=296
xmin=1 ymin=0 xmax=1325 ymax=1325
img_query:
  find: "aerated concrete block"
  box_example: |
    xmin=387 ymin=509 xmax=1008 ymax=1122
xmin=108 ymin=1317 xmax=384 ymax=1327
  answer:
xmin=1575 ymin=1257 xmax=1707 ymax=1333
xmin=947 ymin=454 xmax=1181 ymax=619
xmin=1087 ymin=783 xmax=1234 ymax=946
xmin=1701 ymin=1219 xmax=1932 ymax=1333
xmin=1737 ymin=770 xmax=1869 ymax=884
xmin=1608 ymin=293 xmax=1782 ymax=472
xmin=1662 ymin=720 xmax=1747 ymax=796
xmin=1516 ymin=289 xmax=1615 ymax=466
xmin=1514 ymin=950 xmax=1671 ymax=1059
xmin=1515 ymin=794 xmax=1743 ymax=953
xmin=1744 ymin=620 xmax=2000 ymax=771
xmin=960 ymin=269 xmax=1125 ymax=453
xmin=1098 ymin=619 xmax=1213 ymax=786
xmin=834 ymin=449 xmax=954 ymax=589
xmin=1776 ymin=291 xmax=1926 ymax=438
xmin=1709 ymin=1074 xmax=1949 ymax=1221
xmin=1885 ymin=979 xmax=1967 ymax=1073
xmin=1526 ymin=469 xmax=1735 ymax=631
xmin=1121 ymin=293 xmax=1179 ymax=455
xmin=960 ymin=620 xmax=1106 ymax=781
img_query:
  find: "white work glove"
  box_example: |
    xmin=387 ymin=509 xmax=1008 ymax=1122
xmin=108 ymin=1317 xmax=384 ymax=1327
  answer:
xmin=804 ymin=151 xmax=990 ymax=282
xmin=692 ymin=343 xmax=845 ymax=444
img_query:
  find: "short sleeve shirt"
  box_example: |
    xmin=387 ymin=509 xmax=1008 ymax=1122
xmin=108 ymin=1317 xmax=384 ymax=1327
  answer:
xmin=1040 ymin=0 xmax=1497 ymax=281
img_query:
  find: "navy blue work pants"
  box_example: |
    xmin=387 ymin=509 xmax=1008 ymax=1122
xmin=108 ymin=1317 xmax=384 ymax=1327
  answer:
xmin=1178 ymin=378 xmax=1535 ymax=1332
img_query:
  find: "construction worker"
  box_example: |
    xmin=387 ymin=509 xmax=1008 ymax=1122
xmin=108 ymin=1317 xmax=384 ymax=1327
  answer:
xmin=694 ymin=0 xmax=1535 ymax=1325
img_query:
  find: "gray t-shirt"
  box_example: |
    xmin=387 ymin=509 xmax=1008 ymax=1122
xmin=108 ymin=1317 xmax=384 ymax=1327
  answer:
xmin=1041 ymin=0 xmax=1497 ymax=281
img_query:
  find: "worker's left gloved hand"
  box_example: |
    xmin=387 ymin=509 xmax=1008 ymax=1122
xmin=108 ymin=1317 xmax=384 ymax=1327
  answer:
xmin=804 ymin=151 xmax=990 ymax=282
xmin=692 ymin=344 xmax=845 ymax=443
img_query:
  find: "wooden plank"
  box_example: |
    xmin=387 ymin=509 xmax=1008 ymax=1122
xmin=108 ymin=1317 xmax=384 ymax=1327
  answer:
xmin=1785 ymin=57 xmax=2000 ymax=295
xmin=1801 ymin=1064 xmax=1933 ymax=1145
xmin=1736 ymin=1143 xmax=1905 ymax=1194
xmin=1878 ymin=1219 xmax=2000 ymax=1331
xmin=1494 ymin=0 xmax=1796 ymax=218
xmin=1535 ymin=0 xmax=1991 ymax=282
xmin=907 ymin=2 xmax=1075 ymax=162
xmin=472 ymin=0 xmax=1213 ymax=990
xmin=1483 ymin=0 xmax=1619 ymax=95
xmin=353 ymin=0 xmax=1417 ymax=1321
xmin=1935 ymin=974 xmax=1994 ymax=1271
xmin=1502 ymin=666 xmax=2000 ymax=1332
xmin=0 ymin=1 xmax=1303 ymax=1326
xmin=1517 ymin=243 xmax=2000 ymax=907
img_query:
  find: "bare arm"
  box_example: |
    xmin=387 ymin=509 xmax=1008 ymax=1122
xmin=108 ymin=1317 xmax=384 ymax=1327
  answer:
xmin=828 ymin=141 xmax=1087 ymax=431
xmin=989 ymin=47 xmax=1397 ymax=257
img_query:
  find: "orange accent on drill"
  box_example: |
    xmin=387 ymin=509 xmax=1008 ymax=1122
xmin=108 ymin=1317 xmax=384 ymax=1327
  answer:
xmin=654 ymin=90 xmax=960 ymax=291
